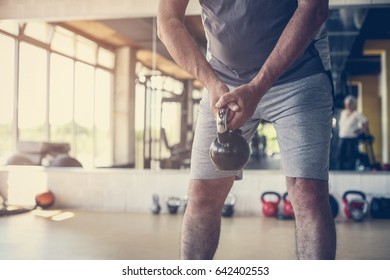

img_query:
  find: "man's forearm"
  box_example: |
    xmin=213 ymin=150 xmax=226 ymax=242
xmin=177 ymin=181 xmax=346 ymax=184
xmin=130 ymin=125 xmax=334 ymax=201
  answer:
xmin=249 ymin=0 xmax=329 ymax=94
xmin=157 ymin=0 xmax=220 ymax=90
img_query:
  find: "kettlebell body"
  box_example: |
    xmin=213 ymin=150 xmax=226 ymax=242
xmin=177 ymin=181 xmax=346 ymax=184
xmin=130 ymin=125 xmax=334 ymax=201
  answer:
xmin=261 ymin=191 xmax=281 ymax=217
xmin=209 ymin=108 xmax=250 ymax=170
xmin=329 ymin=194 xmax=339 ymax=218
xmin=221 ymin=193 xmax=236 ymax=218
xmin=35 ymin=191 xmax=55 ymax=209
xmin=282 ymin=192 xmax=294 ymax=218
xmin=167 ymin=197 xmax=182 ymax=214
xmin=349 ymin=199 xmax=369 ymax=222
xmin=342 ymin=190 xmax=368 ymax=221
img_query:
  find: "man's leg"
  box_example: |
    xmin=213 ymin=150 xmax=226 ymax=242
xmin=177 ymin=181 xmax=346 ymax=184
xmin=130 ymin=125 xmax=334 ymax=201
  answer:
xmin=287 ymin=177 xmax=336 ymax=260
xmin=181 ymin=177 xmax=235 ymax=260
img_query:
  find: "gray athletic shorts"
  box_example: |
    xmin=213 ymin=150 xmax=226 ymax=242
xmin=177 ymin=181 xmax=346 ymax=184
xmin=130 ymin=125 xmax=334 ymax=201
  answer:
xmin=190 ymin=72 xmax=333 ymax=181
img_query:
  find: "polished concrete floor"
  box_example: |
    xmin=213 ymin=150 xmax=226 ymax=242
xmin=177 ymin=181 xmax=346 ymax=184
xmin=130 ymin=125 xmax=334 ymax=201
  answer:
xmin=0 ymin=210 xmax=389 ymax=260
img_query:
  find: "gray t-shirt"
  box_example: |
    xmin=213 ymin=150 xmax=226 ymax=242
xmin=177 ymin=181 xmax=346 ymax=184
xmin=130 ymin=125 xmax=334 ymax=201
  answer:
xmin=200 ymin=0 xmax=331 ymax=87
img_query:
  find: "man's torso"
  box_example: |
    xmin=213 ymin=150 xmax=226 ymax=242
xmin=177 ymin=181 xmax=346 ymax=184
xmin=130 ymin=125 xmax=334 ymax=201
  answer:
xmin=200 ymin=0 xmax=331 ymax=87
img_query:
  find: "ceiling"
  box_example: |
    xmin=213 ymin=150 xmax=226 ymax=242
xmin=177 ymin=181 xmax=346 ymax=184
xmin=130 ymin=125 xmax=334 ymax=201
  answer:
xmin=326 ymin=6 xmax=390 ymax=94
xmin=59 ymin=6 xmax=390 ymax=92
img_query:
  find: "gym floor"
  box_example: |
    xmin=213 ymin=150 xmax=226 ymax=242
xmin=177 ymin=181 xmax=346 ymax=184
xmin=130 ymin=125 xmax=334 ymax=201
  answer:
xmin=0 ymin=210 xmax=389 ymax=260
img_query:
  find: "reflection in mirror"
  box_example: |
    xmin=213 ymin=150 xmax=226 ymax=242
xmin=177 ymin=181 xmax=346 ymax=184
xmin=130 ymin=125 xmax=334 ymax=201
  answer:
xmin=0 ymin=5 xmax=389 ymax=172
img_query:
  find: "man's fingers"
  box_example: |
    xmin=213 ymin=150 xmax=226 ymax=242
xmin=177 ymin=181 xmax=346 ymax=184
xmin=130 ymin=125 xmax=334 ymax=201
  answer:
xmin=215 ymin=92 xmax=234 ymax=108
xmin=227 ymin=102 xmax=240 ymax=112
xmin=215 ymin=93 xmax=240 ymax=112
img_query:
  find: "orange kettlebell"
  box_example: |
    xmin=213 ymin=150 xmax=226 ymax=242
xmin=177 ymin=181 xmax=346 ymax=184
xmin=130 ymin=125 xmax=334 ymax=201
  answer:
xmin=35 ymin=191 xmax=55 ymax=209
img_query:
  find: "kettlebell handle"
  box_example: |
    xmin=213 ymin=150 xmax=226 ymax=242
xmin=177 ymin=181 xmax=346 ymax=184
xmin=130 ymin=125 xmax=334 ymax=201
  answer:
xmin=217 ymin=108 xmax=228 ymax=133
xmin=283 ymin=192 xmax=291 ymax=202
xmin=216 ymin=108 xmax=230 ymax=143
xmin=261 ymin=191 xmax=281 ymax=204
xmin=342 ymin=190 xmax=366 ymax=203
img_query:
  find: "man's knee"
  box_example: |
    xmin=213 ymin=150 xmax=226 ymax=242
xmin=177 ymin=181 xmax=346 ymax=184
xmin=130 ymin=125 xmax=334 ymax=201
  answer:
xmin=286 ymin=177 xmax=330 ymax=215
xmin=186 ymin=177 xmax=234 ymax=213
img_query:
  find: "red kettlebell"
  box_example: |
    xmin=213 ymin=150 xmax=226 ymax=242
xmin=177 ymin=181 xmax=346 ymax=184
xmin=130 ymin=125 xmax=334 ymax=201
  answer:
xmin=342 ymin=190 xmax=366 ymax=219
xmin=261 ymin=191 xmax=281 ymax=217
xmin=282 ymin=192 xmax=294 ymax=218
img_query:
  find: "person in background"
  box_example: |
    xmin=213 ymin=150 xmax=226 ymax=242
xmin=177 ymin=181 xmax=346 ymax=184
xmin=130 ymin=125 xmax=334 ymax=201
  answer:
xmin=337 ymin=95 xmax=369 ymax=170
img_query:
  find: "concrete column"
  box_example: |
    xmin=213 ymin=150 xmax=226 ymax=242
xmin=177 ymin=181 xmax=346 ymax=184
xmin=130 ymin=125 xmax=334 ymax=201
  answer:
xmin=113 ymin=47 xmax=136 ymax=167
xmin=364 ymin=40 xmax=390 ymax=164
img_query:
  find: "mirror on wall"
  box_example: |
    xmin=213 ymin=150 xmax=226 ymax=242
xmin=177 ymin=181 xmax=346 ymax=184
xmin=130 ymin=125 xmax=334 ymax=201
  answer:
xmin=1 ymin=5 xmax=389 ymax=172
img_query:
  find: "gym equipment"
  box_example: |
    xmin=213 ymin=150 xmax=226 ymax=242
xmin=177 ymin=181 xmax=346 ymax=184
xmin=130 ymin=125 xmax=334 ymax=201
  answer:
xmin=209 ymin=108 xmax=250 ymax=170
xmin=261 ymin=191 xmax=281 ymax=217
xmin=49 ymin=154 xmax=83 ymax=168
xmin=182 ymin=195 xmax=188 ymax=213
xmin=0 ymin=194 xmax=4 ymax=207
xmin=381 ymin=163 xmax=390 ymax=171
xmin=370 ymin=197 xmax=390 ymax=219
xmin=349 ymin=199 xmax=369 ymax=222
xmin=282 ymin=192 xmax=294 ymax=219
xmin=329 ymin=194 xmax=339 ymax=218
xmin=35 ymin=191 xmax=55 ymax=209
xmin=6 ymin=141 xmax=74 ymax=166
xmin=160 ymin=128 xmax=191 ymax=169
xmin=150 ymin=194 xmax=161 ymax=215
xmin=357 ymin=132 xmax=381 ymax=170
xmin=5 ymin=154 xmax=34 ymax=165
xmin=221 ymin=193 xmax=236 ymax=218
xmin=342 ymin=190 xmax=368 ymax=222
xmin=167 ymin=197 xmax=181 ymax=214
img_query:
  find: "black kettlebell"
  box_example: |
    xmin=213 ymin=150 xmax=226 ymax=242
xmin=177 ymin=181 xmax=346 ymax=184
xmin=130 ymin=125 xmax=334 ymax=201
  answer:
xmin=209 ymin=108 xmax=250 ymax=170
xmin=329 ymin=194 xmax=339 ymax=218
xmin=167 ymin=197 xmax=181 ymax=214
xmin=261 ymin=191 xmax=281 ymax=218
xmin=221 ymin=193 xmax=236 ymax=218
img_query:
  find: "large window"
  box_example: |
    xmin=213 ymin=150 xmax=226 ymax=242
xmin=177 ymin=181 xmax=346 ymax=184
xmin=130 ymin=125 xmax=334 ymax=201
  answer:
xmin=0 ymin=33 xmax=16 ymax=164
xmin=74 ymin=62 xmax=95 ymax=167
xmin=0 ymin=22 xmax=115 ymax=167
xmin=94 ymin=69 xmax=113 ymax=167
xmin=18 ymin=42 xmax=48 ymax=141
xmin=49 ymin=53 xmax=74 ymax=144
